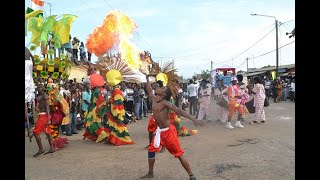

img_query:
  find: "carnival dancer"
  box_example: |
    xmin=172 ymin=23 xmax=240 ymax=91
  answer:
xmin=140 ymin=74 xmax=203 ymax=180
xmin=31 ymin=84 xmax=55 ymax=157
xmin=240 ymin=87 xmax=249 ymax=120
xmin=104 ymin=70 xmax=134 ymax=145
xmin=145 ymin=81 xmax=197 ymax=149
xmin=82 ymin=74 xmax=109 ymax=143
xmin=46 ymin=80 xmax=69 ymax=150
xmin=226 ymin=77 xmax=245 ymax=129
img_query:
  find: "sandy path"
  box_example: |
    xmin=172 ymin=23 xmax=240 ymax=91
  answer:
xmin=26 ymin=100 xmax=295 ymax=180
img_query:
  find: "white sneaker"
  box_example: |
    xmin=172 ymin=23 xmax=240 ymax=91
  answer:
xmin=235 ymin=121 xmax=244 ymax=128
xmin=226 ymin=122 xmax=234 ymax=129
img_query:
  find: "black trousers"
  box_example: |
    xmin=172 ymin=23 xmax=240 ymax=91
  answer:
xmin=188 ymin=96 xmax=198 ymax=115
xmin=125 ymin=100 xmax=134 ymax=113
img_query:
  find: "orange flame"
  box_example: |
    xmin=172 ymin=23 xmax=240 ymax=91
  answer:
xmin=86 ymin=10 xmax=143 ymax=71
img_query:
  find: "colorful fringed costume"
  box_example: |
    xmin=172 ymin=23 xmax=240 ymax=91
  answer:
xmin=82 ymin=87 xmax=108 ymax=143
xmin=47 ymin=83 xmax=69 ymax=149
xmin=49 ymin=124 xmax=68 ymax=149
xmin=104 ymin=88 xmax=134 ymax=145
xmin=169 ymin=98 xmax=197 ymax=136
xmin=169 ymin=112 xmax=198 ymax=136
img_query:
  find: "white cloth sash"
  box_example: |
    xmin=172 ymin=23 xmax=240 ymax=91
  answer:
xmin=154 ymin=126 xmax=169 ymax=148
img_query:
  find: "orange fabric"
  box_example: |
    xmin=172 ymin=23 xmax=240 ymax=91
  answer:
xmin=148 ymin=124 xmax=184 ymax=158
xmin=227 ymin=86 xmax=239 ymax=104
xmin=33 ymin=114 xmax=51 ymax=135
xmin=228 ymin=103 xmax=243 ymax=117
xmin=147 ymin=115 xmax=157 ymax=133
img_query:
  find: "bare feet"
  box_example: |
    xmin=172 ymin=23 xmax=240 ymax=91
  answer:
xmin=33 ymin=150 xmax=45 ymax=157
xmin=44 ymin=149 xmax=56 ymax=155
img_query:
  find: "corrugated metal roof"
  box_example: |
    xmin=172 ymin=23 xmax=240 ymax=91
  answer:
xmin=247 ymin=64 xmax=295 ymax=73
xmin=245 ymin=71 xmax=267 ymax=77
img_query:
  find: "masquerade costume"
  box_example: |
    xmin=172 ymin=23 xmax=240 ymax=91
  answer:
xmin=47 ymin=81 xmax=69 ymax=149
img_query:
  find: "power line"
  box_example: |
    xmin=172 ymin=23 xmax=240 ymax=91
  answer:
xmin=280 ymin=23 xmax=291 ymax=32
xmin=231 ymin=27 xmax=276 ymax=60
xmin=213 ymin=26 xmax=276 ymax=65
xmin=119 ymin=0 xmax=130 ymax=11
xmin=165 ymin=23 xmax=276 ymax=58
xmin=215 ymin=20 xmax=293 ymax=65
xmin=165 ymin=40 xmax=228 ymax=57
xmin=102 ymin=0 xmax=113 ymax=9
xmin=252 ymin=41 xmax=294 ymax=60
xmin=236 ymin=59 xmax=247 ymax=69
xmin=236 ymin=41 xmax=295 ymax=69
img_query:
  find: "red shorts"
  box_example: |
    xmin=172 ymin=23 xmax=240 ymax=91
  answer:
xmin=148 ymin=124 xmax=184 ymax=158
xmin=147 ymin=115 xmax=157 ymax=133
xmin=33 ymin=114 xmax=51 ymax=135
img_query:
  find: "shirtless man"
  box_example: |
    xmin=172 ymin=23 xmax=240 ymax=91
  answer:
xmin=31 ymin=84 xmax=55 ymax=157
xmin=140 ymin=75 xmax=204 ymax=180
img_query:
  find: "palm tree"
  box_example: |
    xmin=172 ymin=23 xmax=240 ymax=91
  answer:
xmin=200 ymin=69 xmax=210 ymax=80
xmin=192 ymin=74 xmax=198 ymax=81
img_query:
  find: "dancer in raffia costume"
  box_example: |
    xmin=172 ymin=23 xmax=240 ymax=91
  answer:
xmin=104 ymin=69 xmax=134 ymax=145
xmin=82 ymin=73 xmax=109 ymax=143
xmin=46 ymin=79 xmax=69 ymax=149
xmin=83 ymin=61 xmax=134 ymax=145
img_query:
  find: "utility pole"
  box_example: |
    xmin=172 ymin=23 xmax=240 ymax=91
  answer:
xmin=251 ymin=13 xmax=279 ymax=80
xmin=211 ymin=61 xmax=213 ymax=71
xmin=246 ymin=57 xmax=249 ymax=72
xmin=275 ymin=19 xmax=279 ymax=80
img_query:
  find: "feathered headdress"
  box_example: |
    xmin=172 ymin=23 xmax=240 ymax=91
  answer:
xmin=96 ymin=55 xmax=141 ymax=86
xmin=153 ymin=61 xmax=180 ymax=100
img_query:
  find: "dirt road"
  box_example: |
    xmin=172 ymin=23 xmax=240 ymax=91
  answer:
xmin=25 ymin=100 xmax=295 ymax=180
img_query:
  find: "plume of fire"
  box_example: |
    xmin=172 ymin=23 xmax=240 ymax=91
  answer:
xmin=86 ymin=10 xmax=143 ymax=71
xmin=86 ymin=13 xmax=118 ymax=57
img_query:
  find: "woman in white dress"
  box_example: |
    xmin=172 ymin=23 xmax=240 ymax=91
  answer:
xmin=250 ymin=77 xmax=266 ymax=124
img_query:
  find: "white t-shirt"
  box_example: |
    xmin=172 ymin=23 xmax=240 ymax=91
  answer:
xmin=187 ymin=84 xmax=198 ymax=97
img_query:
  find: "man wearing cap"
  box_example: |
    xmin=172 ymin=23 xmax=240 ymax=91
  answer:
xmin=226 ymin=77 xmax=245 ymax=129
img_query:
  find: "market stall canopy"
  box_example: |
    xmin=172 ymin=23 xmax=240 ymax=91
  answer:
xmin=215 ymin=65 xmax=236 ymax=75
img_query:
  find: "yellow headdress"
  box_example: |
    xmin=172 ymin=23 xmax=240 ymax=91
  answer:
xmin=95 ymin=55 xmax=141 ymax=86
xmin=153 ymin=61 xmax=180 ymax=100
